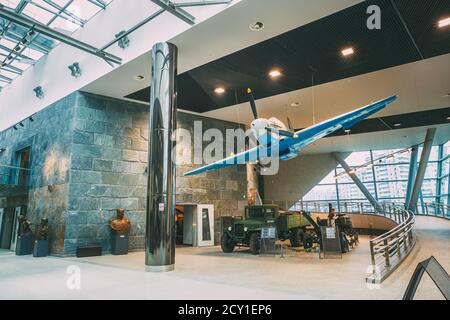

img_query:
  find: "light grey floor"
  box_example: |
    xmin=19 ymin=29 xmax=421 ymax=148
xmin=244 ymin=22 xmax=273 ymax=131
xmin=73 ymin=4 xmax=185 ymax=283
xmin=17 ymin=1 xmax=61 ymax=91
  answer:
xmin=0 ymin=216 xmax=448 ymax=300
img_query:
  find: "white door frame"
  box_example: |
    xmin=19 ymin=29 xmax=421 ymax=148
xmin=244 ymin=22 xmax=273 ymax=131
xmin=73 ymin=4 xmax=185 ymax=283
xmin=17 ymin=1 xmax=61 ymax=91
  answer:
xmin=197 ymin=204 xmax=214 ymax=247
xmin=10 ymin=206 xmax=21 ymax=251
xmin=0 ymin=208 xmax=4 ymax=241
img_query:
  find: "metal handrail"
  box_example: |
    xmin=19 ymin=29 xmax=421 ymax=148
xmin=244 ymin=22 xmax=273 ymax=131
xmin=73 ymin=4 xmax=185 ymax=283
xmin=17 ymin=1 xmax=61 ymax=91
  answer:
xmin=265 ymin=199 xmax=417 ymax=283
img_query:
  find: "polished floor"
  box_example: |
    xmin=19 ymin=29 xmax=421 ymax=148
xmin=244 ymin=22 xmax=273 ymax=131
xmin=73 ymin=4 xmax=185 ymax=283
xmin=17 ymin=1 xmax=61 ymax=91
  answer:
xmin=0 ymin=216 xmax=449 ymax=300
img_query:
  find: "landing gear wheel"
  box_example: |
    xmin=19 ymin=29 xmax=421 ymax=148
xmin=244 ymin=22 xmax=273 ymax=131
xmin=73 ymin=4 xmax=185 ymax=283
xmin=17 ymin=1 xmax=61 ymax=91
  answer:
xmin=221 ymin=233 xmax=235 ymax=253
xmin=249 ymin=233 xmax=261 ymax=255
xmin=289 ymin=228 xmax=305 ymax=247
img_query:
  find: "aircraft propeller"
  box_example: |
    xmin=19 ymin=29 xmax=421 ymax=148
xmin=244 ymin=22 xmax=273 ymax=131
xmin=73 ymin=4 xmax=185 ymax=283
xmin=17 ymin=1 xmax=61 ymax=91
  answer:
xmin=246 ymin=88 xmax=298 ymax=139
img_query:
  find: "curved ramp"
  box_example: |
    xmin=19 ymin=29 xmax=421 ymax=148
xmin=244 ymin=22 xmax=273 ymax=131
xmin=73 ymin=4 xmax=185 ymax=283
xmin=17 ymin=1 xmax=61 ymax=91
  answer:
xmin=381 ymin=216 xmax=450 ymax=299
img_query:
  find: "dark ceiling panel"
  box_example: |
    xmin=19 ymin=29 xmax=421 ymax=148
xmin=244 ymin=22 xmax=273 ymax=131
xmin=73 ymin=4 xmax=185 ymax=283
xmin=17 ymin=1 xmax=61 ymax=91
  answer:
xmin=327 ymin=106 xmax=450 ymax=137
xmin=126 ymin=0 xmax=450 ymax=113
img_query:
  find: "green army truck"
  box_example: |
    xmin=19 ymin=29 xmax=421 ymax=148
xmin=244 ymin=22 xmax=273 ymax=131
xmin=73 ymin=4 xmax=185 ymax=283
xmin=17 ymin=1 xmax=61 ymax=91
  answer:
xmin=221 ymin=205 xmax=311 ymax=255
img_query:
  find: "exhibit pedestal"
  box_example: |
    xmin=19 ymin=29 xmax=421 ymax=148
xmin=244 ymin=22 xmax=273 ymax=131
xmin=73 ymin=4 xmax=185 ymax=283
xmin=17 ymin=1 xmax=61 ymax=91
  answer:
xmin=33 ymin=239 xmax=48 ymax=257
xmin=15 ymin=234 xmax=34 ymax=256
xmin=112 ymin=233 xmax=129 ymax=255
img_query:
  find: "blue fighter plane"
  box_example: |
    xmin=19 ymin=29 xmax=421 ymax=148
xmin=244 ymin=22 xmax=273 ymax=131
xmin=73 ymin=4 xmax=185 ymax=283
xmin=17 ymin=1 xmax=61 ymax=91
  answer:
xmin=184 ymin=89 xmax=397 ymax=176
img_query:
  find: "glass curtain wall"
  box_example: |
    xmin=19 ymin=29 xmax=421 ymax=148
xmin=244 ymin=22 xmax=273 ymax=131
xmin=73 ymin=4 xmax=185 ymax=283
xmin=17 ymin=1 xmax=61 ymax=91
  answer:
xmin=301 ymin=141 xmax=450 ymax=212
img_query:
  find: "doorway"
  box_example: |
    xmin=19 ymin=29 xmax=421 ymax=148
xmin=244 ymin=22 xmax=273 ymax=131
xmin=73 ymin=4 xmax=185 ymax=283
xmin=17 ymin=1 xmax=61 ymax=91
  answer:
xmin=16 ymin=147 xmax=31 ymax=186
xmin=175 ymin=204 xmax=214 ymax=247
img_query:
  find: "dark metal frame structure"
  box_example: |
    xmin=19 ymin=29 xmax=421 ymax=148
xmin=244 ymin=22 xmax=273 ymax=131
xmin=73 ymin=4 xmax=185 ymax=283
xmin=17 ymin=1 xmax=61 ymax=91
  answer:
xmin=302 ymin=139 xmax=450 ymax=214
xmin=403 ymin=256 xmax=450 ymax=300
xmin=0 ymin=0 xmax=233 ymax=89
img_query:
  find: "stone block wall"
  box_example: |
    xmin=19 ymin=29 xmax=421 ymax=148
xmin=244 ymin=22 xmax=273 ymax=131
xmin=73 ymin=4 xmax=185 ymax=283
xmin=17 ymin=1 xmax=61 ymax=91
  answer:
xmin=0 ymin=91 xmax=248 ymax=255
xmin=65 ymin=93 xmax=149 ymax=254
xmin=0 ymin=93 xmax=76 ymax=254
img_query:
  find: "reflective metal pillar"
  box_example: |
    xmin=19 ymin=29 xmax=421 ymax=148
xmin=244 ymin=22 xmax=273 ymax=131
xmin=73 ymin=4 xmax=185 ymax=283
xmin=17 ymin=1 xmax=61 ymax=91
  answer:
xmin=145 ymin=42 xmax=178 ymax=272
xmin=408 ymin=128 xmax=436 ymax=212
xmin=405 ymin=146 xmax=419 ymax=206
xmin=333 ymin=152 xmax=382 ymax=213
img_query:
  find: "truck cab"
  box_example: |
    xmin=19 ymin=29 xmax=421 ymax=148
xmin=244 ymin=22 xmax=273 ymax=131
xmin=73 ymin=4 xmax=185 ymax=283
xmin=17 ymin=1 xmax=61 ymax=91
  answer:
xmin=221 ymin=205 xmax=310 ymax=255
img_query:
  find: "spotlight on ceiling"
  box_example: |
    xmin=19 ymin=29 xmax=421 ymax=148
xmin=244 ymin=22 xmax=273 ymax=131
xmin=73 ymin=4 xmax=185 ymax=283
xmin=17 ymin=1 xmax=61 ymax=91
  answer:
xmin=134 ymin=75 xmax=145 ymax=81
xmin=13 ymin=125 xmax=18 ymax=130
xmin=344 ymin=129 xmax=351 ymax=134
xmin=341 ymin=47 xmax=355 ymax=57
xmin=29 ymin=116 xmax=34 ymax=122
xmin=446 ymin=116 xmax=450 ymax=121
xmin=68 ymin=62 xmax=82 ymax=78
xmin=214 ymin=87 xmax=226 ymax=95
xmin=290 ymin=102 xmax=302 ymax=108
xmin=0 ymin=148 xmax=6 ymax=153
xmin=115 ymin=30 xmax=130 ymax=49
xmin=33 ymin=86 xmax=44 ymax=99
xmin=438 ymin=17 xmax=450 ymax=28
xmin=393 ymin=122 xmax=402 ymax=127
xmin=269 ymin=69 xmax=282 ymax=79
xmin=19 ymin=122 xmax=24 ymax=127
xmin=249 ymin=21 xmax=264 ymax=32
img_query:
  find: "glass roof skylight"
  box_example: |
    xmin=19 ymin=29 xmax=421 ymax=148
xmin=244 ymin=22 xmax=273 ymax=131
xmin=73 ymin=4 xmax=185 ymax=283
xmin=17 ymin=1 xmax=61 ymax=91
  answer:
xmin=0 ymin=0 xmax=113 ymax=88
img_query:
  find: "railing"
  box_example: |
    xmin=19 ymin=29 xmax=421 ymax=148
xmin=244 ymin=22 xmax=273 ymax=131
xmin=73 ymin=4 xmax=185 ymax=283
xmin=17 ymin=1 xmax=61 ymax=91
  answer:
xmin=411 ymin=203 xmax=450 ymax=219
xmin=265 ymin=199 xmax=417 ymax=283
xmin=295 ymin=200 xmax=450 ymax=220
xmin=367 ymin=205 xmax=415 ymax=283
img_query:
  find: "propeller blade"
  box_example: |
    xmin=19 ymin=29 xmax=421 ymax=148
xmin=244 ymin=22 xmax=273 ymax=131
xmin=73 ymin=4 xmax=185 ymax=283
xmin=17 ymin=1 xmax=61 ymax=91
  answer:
xmin=287 ymin=117 xmax=294 ymax=131
xmin=247 ymin=88 xmax=258 ymax=119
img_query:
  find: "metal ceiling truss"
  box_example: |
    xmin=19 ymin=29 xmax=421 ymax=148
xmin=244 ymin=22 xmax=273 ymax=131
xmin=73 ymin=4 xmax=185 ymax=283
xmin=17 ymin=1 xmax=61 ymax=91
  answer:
xmin=104 ymin=0 xmax=232 ymax=50
xmin=0 ymin=4 xmax=121 ymax=67
xmin=150 ymin=0 xmax=232 ymax=25
xmin=0 ymin=0 xmax=233 ymax=88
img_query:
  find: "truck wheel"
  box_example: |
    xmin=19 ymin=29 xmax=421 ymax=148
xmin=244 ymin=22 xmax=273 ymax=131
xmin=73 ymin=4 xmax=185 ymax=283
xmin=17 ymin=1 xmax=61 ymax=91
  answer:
xmin=289 ymin=228 xmax=305 ymax=247
xmin=249 ymin=233 xmax=261 ymax=255
xmin=221 ymin=233 xmax=235 ymax=253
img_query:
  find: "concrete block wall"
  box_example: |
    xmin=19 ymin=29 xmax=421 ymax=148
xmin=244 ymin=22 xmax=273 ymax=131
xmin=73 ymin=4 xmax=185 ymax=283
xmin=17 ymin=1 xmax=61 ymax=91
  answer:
xmin=1 ymin=91 xmax=248 ymax=255
xmin=0 ymin=93 xmax=76 ymax=254
xmin=65 ymin=93 xmax=150 ymax=254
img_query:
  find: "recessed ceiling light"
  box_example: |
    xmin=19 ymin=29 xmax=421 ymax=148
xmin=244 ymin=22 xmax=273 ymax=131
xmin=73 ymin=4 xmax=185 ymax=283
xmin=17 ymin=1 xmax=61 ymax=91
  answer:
xmin=290 ymin=102 xmax=302 ymax=107
xmin=344 ymin=129 xmax=351 ymax=133
xmin=442 ymin=93 xmax=450 ymax=98
xmin=134 ymin=75 xmax=145 ymax=81
xmin=393 ymin=123 xmax=402 ymax=127
xmin=341 ymin=47 xmax=355 ymax=57
xmin=249 ymin=21 xmax=264 ymax=32
xmin=214 ymin=87 xmax=226 ymax=94
xmin=446 ymin=116 xmax=450 ymax=121
xmin=438 ymin=17 xmax=450 ymax=28
xmin=269 ymin=69 xmax=282 ymax=78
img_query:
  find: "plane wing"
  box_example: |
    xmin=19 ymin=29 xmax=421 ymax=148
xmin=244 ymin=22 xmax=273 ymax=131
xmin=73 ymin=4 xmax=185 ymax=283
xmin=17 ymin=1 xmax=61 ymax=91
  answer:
xmin=184 ymin=95 xmax=397 ymax=176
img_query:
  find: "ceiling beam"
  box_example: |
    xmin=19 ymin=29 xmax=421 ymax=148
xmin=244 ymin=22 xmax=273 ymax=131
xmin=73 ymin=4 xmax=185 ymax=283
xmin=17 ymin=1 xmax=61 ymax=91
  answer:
xmin=0 ymin=43 xmax=34 ymax=62
xmin=175 ymin=0 xmax=232 ymax=8
xmin=88 ymin=0 xmax=107 ymax=10
xmin=0 ymin=4 xmax=122 ymax=65
xmin=0 ymin=66 xmax=22 ymax=75
xmin=0 ymin=74 xmax=12 ymax=83
xmin=150 ymin=0 xmax=196 ymax=25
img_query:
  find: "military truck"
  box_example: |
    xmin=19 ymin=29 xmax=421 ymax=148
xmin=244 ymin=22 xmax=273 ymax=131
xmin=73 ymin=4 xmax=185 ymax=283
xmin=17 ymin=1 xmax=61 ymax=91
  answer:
xmin=221 ymin=205 xmax=311 ymax=255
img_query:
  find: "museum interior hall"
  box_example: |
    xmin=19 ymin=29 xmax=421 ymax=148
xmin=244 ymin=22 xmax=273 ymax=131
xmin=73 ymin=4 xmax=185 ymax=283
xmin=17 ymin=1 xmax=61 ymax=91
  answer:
xmin=0 ymin=0 xmax=449 ymax=301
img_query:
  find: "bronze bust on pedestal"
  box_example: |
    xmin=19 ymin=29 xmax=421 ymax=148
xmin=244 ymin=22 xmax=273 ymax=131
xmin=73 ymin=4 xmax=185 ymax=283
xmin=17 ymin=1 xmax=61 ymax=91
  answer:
xmin=109 ymin=208 xmax=131 ymax=255
xmin=37 ymin=218 xmax=49 ymax=240
xmin=109 ymin=208 xmax=131 ymax=236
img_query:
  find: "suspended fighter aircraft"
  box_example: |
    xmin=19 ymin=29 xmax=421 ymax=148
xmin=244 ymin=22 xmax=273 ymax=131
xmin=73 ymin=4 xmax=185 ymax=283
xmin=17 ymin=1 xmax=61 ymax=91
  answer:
xmin=184 ymin=89 xmax=397 ymax=176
